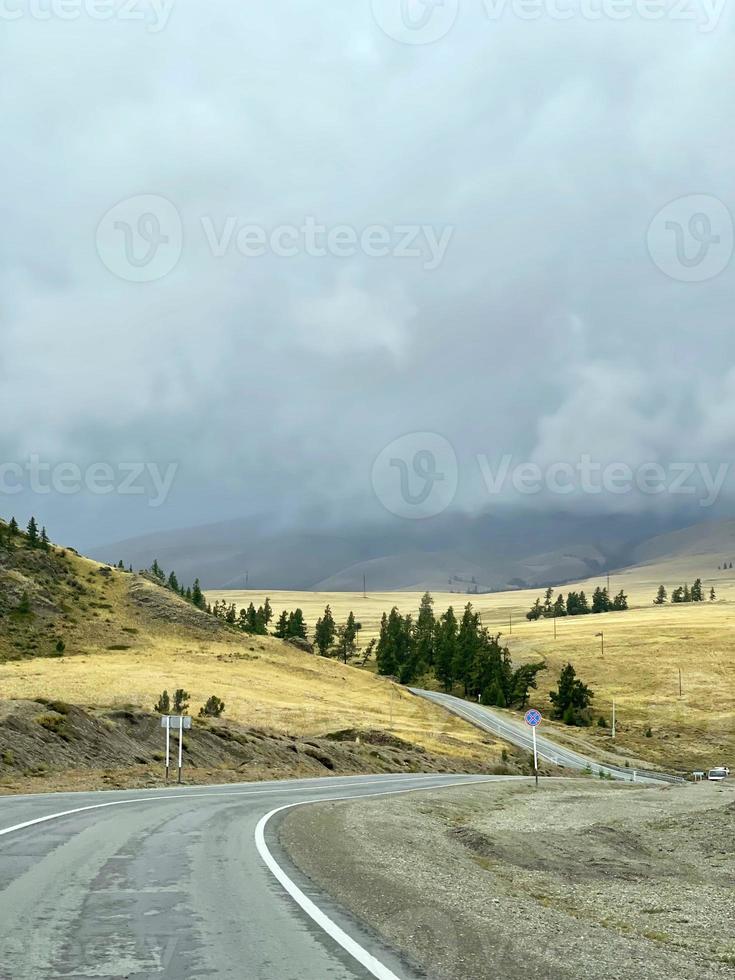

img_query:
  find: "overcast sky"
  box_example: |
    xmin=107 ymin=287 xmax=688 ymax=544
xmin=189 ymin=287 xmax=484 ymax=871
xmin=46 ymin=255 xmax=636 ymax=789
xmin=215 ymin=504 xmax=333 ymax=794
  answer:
xmin=1 ymin=1 xmax=734 ymax=549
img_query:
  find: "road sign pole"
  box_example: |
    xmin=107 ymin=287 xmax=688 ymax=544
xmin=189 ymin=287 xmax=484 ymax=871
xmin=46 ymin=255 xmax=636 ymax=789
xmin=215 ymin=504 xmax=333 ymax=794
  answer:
xmin=178 ymin=716 xmax=184 ymax=784
xmin=164 ymin=715 xmax=170 ymax=783
xmin=532 ymin=725 xmax=538 ymax=788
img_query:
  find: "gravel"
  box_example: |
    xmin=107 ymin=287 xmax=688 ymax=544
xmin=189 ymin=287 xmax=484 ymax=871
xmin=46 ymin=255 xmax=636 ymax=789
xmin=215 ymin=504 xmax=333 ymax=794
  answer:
xmin=280 ymin=777 xmax=735 ymax=980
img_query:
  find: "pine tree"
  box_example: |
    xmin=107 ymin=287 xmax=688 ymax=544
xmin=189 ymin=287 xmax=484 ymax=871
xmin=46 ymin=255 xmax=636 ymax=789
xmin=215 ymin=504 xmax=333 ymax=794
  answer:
xmin=191 ymin=579 xmax=206 ymax=610
xmin=549 ymin=663 xmax=593 ymax=725
xmin=526 ymin=597 xmax=543 ymax=621
xmin=287 ymin=608 xmax=308 ymax=639
xmin=40 ymin=526 xmax=50 ymax=551
xmin=455 ymin=603 xmax=481 ymax=696
xmin=710 ymin=587 xmax=717 ymax=601
xmin=612 ymin=589 xmax=628 ymax=611
xmin=154 ymin=690 xmax=171 ymax=713
xmin=553 ymin=594 xmax=567 ymax=618
xmin=434 ymin=606 xmax=458 ymax=692
xmin=314 ymin=604 xmax=337 ymax=656
xmin=683 ymin=584 xmax=691 ymax=602
xmin=334 ymin=612 xmax=361 ymax=664
xmin=671 ymin=586 xmax=684 ymax=603
xmin=167 ymin=571 xmax=180 ymax=593
xmin=690 ymin=578 xmax=703 ymax=602
xmin=173 ymin=689 xmax=190 ymax=713
xmin=9 ymin=517 xmax=18 ymax=536
xmin=653 ymin=585 xmax=667 ymax=605
xmin=274 ymin=610 xmax=289 ymax=638
xmin=414 ymin=592 xmax=436 ymax=673
xmin=151 ymin=559 xmax=165 ymax=582
xmin=26 ymin=516 xmax=39 ymax=548
xmin=543 ymin=587 xmax=554 ymax=617
xmin=263 ymin=597 xmax=273 ymax=626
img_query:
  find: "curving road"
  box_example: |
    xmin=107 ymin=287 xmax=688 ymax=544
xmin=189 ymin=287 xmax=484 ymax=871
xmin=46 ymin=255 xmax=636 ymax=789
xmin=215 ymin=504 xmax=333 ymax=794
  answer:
xmin=0 ymin=772 xmax=498 ymax=980
xmin=411 ymin=689 xmax=686 ymax=784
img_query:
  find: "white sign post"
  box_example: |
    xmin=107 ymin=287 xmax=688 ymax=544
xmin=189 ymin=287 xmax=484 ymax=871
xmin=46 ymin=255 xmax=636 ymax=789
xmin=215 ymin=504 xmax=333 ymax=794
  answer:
xmin=524 ymin=708 xmax=542 ymax=788
xmin=160 ymin=715 xmax=192 ymax=783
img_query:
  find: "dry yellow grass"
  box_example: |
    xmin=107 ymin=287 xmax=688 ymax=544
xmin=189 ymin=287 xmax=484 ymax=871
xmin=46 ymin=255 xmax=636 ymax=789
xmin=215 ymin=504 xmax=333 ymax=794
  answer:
xmin=210 ymin=555 xmax=735 ymax=771
xmin=0 ymin=550 xmax=500 ymax=763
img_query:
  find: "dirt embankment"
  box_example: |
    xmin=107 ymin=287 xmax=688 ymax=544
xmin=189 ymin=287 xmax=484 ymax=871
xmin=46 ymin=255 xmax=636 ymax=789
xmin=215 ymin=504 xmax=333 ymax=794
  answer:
xmin=0 ymin=699 xmax=527 ymax=795
xmin=280 ymin=778 xmax=735 ymax=980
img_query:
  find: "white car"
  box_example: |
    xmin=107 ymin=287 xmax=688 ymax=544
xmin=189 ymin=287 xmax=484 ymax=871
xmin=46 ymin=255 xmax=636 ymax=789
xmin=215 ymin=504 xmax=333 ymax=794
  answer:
xmin=707 ymin=767 xmax=729 ymax=781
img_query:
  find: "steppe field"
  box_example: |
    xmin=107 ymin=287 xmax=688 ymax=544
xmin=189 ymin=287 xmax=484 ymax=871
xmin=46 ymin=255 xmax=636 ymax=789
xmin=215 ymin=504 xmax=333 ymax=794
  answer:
xmin=210 ymin=553 xmax=735 ymax=772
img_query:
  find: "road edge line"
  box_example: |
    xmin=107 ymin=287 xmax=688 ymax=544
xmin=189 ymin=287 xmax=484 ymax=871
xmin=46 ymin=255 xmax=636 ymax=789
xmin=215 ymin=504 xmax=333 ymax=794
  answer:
xmin=254 ymin=776 xmax=497 ymax=980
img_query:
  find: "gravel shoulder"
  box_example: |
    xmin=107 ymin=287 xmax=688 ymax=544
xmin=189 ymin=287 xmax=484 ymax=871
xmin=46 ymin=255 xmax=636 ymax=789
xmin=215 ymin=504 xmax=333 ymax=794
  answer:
xmin=280 ymin=778 xmax=735 ymax=980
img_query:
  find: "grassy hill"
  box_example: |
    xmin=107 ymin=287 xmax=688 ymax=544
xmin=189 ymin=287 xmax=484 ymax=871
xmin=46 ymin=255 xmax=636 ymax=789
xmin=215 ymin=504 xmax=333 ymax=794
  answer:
xmin=0 ymin=520 xmax=509 ymax=789
xmin=211 ymin=546 xmax=735 ymax=773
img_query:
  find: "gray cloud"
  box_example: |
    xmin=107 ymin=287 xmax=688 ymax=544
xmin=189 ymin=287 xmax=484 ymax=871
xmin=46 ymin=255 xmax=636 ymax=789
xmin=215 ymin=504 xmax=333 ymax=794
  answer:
xmin=1 ymin=1 xmax=734 ymax=549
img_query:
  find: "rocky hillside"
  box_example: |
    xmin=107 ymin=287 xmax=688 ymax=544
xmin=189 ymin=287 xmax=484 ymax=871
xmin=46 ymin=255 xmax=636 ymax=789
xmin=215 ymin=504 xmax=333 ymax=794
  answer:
xmin=0 ymin=699 xmax=520 ymax=794
xmin=0 ymin=518 xmax=224 ymax=663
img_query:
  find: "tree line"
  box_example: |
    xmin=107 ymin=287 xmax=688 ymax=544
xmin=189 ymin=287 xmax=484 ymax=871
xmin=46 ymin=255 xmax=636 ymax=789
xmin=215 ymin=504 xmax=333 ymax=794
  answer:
xmin=653 ymin=578 xmax=714 ymax=603
xmin=526 ymin=585 xmax=628 ymax=620
xmin=375 ymin=593 xmax=546 ymax=707
xmin=0 ymin=516 xmax=51 ymax=551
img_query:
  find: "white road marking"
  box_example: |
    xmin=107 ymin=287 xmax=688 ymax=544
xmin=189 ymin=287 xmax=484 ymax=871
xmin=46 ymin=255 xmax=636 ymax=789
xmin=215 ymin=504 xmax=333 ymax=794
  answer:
xmin=0 ymin=773 xmax=482 ymax=840
xmin=255 ymin=776 xmax=497 ymax=980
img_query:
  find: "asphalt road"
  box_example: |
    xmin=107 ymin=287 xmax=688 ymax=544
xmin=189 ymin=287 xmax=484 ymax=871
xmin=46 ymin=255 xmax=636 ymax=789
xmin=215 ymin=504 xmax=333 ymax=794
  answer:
xmin=411 ymin=689 xmax=685 ymax=784
xmin=0 ymin=772 xmax=495 ymax=980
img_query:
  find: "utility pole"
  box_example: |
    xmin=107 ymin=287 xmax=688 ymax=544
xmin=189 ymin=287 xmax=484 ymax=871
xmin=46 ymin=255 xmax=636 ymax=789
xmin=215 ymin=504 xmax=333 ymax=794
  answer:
xmin=595 ymin=631 xmax=604 ymax=657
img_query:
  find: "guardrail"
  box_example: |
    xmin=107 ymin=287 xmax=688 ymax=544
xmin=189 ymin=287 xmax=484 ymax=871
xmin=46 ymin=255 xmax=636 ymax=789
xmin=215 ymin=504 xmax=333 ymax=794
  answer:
xmin=410 ymin=688 xmax=688 ymax=785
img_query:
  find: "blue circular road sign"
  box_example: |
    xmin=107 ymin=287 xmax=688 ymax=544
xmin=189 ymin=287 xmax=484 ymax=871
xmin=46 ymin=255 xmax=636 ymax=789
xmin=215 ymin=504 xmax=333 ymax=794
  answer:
xmin=525 ymin=708 xmax=542 ymax=727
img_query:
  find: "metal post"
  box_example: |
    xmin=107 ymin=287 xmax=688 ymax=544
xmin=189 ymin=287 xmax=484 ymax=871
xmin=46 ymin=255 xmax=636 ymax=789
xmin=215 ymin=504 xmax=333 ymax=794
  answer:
xmin=611 ymin=699 xmax=616 ymax=739
xmin=532 ymin=726 xmax=538 ymax=789
xmin=164 ymin=715 xmax=170 ymax=783
xmin=177 ymin=716 xmax=184 ymax=784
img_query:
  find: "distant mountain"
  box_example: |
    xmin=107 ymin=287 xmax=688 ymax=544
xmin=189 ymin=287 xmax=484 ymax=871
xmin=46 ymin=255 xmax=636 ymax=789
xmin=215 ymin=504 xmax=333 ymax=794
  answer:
xmin=91 ymin=509 xmax=691 ymax=592
xmin=628 ymin=519 xmax=735 ymax=566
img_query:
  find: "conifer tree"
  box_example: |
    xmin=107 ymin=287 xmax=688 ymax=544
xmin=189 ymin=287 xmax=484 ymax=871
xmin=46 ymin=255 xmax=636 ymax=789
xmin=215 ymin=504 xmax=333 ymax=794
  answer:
xmin=314 ymin=604 xmax=337 ymax=656
xmin=26 ymin=516 xmax=39 ymax=548
xmin=434 ymin=606 xmax=458 ymax=692
xmin=274 ymin=610 xmax=289 ymax=638
xmin=191 ymin=579 xmax=206 ymax=610
xmin=40 ymin=526 xmax=50 ymax=551
xmin=653 ymin=585 xmax=667 ymax=605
